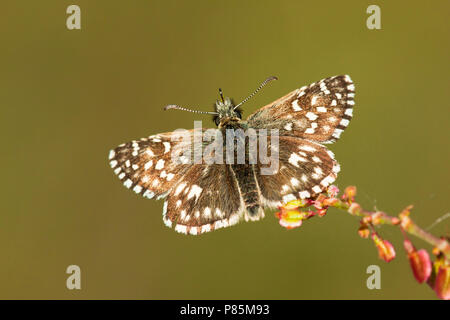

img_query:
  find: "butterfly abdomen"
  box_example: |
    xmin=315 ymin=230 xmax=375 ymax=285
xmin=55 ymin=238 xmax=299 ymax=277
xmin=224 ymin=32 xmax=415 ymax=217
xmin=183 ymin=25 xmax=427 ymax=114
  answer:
xmin=231 ymin=163 xmax=262 ymax=220
xmin=221 ymin=121 xmax=263 ymax=220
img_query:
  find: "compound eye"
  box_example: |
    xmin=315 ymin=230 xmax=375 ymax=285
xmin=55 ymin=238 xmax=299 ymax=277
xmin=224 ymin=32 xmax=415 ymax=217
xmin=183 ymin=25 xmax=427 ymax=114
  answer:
xmin=235 ymin=110 xmax=242 ymax=119
xmin=214 ymin=117 xmax=220 ymax=126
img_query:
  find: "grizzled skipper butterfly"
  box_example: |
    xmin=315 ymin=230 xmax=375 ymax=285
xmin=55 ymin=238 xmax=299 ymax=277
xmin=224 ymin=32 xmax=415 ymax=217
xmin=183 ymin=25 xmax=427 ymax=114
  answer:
xmin=109 ymin=75 xmax=355 ymax=235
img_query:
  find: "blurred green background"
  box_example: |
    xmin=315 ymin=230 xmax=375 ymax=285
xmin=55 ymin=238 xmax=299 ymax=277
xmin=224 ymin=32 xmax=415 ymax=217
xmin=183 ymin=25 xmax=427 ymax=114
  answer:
xmin=1 ymin=1 xmax=449 ymax=299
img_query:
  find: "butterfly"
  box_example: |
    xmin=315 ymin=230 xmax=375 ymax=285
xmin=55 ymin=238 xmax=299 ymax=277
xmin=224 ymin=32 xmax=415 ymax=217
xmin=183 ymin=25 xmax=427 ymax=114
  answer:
xmin=108 ymin=75 xmax=355 ymax=235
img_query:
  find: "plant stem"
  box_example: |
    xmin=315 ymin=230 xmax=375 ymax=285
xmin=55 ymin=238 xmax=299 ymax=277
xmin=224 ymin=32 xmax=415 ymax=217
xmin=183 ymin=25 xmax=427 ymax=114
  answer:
xmin=330 ymin=199 xmax=450 ymax=260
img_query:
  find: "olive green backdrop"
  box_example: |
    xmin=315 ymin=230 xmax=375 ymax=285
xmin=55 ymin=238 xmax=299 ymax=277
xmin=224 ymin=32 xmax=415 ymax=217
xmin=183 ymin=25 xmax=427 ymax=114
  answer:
xmin=1 ymin=1 xmax=449 ymax=299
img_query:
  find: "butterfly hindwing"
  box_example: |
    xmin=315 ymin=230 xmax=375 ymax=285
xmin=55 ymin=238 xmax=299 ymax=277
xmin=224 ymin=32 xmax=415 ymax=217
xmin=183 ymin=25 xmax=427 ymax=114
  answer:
xmin=256 ymin=135 xmax=340 ymax=207
xmin=163 ymin=164 xmax=244 ymax=235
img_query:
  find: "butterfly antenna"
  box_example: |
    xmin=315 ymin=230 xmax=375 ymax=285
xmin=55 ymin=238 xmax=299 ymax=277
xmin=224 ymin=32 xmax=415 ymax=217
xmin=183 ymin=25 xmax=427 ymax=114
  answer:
xmin=164 ymin=104 xmax=218 ymax=115
xmin=234 ymin=76 xmax=278 ymax=110
xmin=219 ymin=88 xmax=225 ymax=103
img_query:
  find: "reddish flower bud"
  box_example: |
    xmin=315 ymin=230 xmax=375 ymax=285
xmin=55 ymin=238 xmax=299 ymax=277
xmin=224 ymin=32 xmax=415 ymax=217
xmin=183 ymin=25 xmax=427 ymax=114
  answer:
xmin=399 ymin=205 xmax=413 ymax=219
xmin=327 ymin=185 xmax=339 ymax=197
xmin=371 ymin=212 xmax=384 ymax=225
xmin=313 ymin=194 xmax=327 ymax=209
xmin=390 ymin=217 xmax=401 ymax=225
xmin=432 ymin=247 xmax=441 ymax=256
xmin=277 ymin=209 xmax=307 ymax=230
xmin=348 ymin=202 xmax=362 ymax=215
xmin=358 ymin=225 xmax=370 ymax=239
xmin=362 ymin=215 xmax=372 ymax=224
xmin=409 ymin=249 xmax=432 ymax=284
xmin=322 ymin=197 xmax=339 ymax=207
xmin=372 ymin=234 xmax=396 ymax=262
xmin=282 ymin=199 xmax=307 ymax=210
xmin=342 ymin=186 xmax=357 ymax=201
xmin=400 ymin=215 xmax=412 ymax=230
xmin=434 ymin=263 xmax=450 ymax=300
xmin=403 ymin=240 xmax=432 ymax=284
xmin=317 ymin=208 xmax=328 ymax=217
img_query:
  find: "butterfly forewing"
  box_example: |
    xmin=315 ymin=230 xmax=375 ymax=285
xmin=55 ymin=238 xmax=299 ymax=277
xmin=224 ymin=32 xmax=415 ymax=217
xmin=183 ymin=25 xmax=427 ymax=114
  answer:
xmin=109 ymin=130 xmax=205 ymax=199
xmin=247 ymin=75 xmax=355 ymax=144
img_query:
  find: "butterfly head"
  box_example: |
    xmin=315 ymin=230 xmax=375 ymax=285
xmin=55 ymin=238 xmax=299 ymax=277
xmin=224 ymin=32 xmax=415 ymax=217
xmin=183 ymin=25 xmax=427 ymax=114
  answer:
xmin=164 ymin=76 xmax=277 ymax=128
xmin=213 ymin=90 xmax=242 ymax=127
